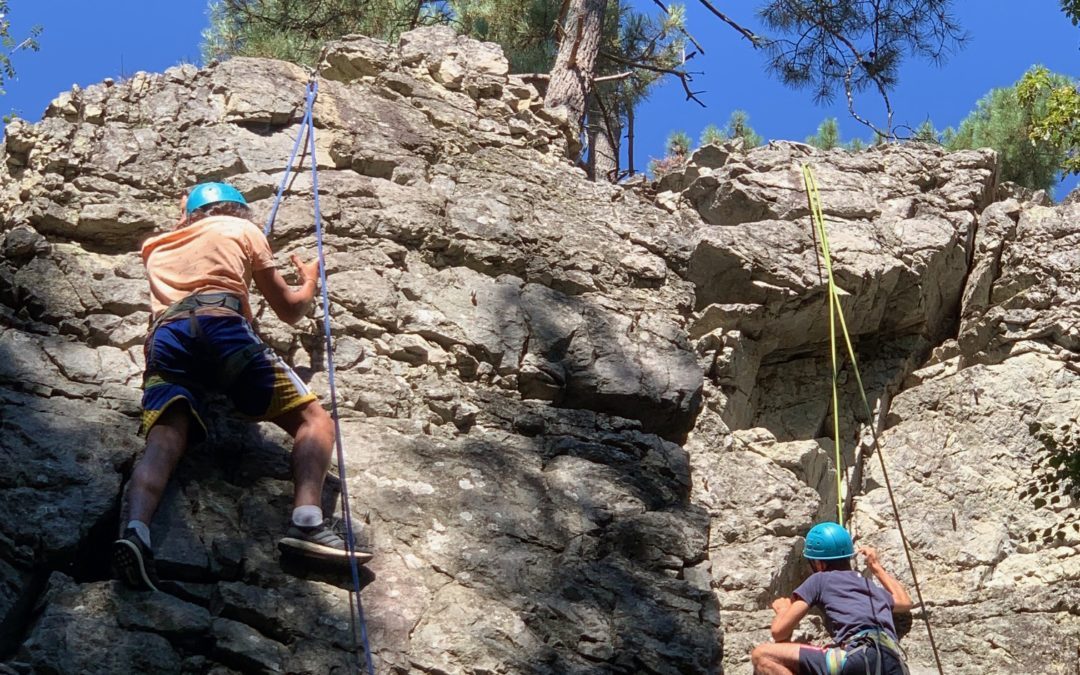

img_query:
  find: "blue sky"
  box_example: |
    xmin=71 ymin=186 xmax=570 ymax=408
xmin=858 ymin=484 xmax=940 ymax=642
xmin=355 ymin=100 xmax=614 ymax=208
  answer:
xmin=631 ymin=1 xmax=1080 ymax=197
xmin=1 ymin=1 xmax=1077 ymax=197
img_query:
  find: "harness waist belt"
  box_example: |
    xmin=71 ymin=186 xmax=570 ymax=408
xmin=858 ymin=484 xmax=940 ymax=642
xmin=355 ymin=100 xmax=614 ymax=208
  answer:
xmin=151 ymin=292 xmax=244 ymax=331
xmin=845 ymin=628 xmax=902 ymax=655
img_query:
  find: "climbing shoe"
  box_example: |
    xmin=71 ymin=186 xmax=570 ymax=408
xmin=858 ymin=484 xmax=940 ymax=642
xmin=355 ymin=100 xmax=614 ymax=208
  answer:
xmin=112 ymin=528 xmax=160 ymax=592
xmin=278 ymin=519 xmax=374 ymax=563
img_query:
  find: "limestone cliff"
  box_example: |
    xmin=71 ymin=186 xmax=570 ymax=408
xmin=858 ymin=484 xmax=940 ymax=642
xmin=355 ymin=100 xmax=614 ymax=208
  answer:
xmin=0 ymin=26 xmax=1076 ymax=675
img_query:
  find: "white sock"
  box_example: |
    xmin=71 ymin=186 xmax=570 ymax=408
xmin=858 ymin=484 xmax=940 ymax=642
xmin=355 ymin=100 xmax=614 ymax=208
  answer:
xmin=292 ymin=505 xmax=323 ymax=528
xmin=127 ymin=520 xmax=151 ymax=548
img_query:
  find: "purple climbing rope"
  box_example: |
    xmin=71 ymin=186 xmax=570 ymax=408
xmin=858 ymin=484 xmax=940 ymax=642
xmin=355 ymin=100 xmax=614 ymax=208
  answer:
xmin=267 ymin=79 xmax=375 ymax=675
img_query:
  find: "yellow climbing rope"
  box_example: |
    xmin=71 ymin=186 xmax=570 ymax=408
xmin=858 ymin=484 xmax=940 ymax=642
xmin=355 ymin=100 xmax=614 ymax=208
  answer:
xmin=801 ymin=163 xmax=945 ymax=675
xmin=802 ymin=165 xmax=847 ymax=526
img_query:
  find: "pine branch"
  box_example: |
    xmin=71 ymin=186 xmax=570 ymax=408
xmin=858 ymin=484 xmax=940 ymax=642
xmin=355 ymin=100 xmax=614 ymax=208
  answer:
xmin=843 ymin=65 xmax=889 ymax=140
xmin=594 ymin=71 xmax=635 ymax=83
xmin=599 ymin=50 xmax=706 ymax=107
xmin=696 ymin=0 xmax=763 ymax=46
xmin=649 ymin=0 xmax=707 ymax=55
xmin=782 ymin=1 xmax=895 ymax=136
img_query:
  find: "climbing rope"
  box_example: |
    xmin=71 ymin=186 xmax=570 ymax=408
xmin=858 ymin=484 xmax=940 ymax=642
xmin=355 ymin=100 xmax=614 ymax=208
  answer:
xmin=801 ymin=164 xmax=945 ymax=675
xmin=266 ymin=76 xmax=376 ymax=675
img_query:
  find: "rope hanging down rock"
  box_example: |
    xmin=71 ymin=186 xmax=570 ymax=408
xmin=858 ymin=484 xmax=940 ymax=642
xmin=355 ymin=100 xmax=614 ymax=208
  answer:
xmin=801 ymin=164 xmax=945 ymax=675
xmin=265 ymin=75 xmax=376 ymax=675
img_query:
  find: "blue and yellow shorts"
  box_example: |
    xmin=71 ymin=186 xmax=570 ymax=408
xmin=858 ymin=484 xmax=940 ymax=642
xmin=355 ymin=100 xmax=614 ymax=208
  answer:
xmin=798 ymin=642 xmax=906 ymax=675
xmin=140 ymin=312 xmax=318 ymax=441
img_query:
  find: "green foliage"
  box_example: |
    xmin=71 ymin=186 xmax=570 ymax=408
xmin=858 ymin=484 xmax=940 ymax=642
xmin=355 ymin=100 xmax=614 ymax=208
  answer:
xmin=453 ymin=0 xmax=560 ymax=73
xmin=721 ymin=109 xmax=763 ymax=148
xmin=1063 ymin=0 xmax=1080 ymax=25
xmin=591 ymin=1 xmax=685 ymax=178
xmin=1018 ymin=65 xmax=1080 ymax=177
xmin=0 ymin=1 xmax=43 ymax=95
xmin=665 ymin=130 xmax=691 ymax=156
xmin=699 ymin=124 xmax=723 ymax=146
xmin=1023 ymin=421 xmax=1080 ymax=546
xmin=653 ymin=111 xmax=763 ymax=178
xmin=948 ymin=66 xmax=1074 ymax=191
xmin=203 ymin=0 xmax=681 ymax=180
xmin=202 ymin=0 xmax=454 ymax=65
xmin=912 ymin=119 xmax=940 ymax=143
xmin=649 ymin=129 xmax=690 ymax=177
xmin=806 ymin=117 xmax=840 ymax=150
xmin=698 ymin=111 xmax=765 ymax=148
xmin=804 ymin=117 xmax=870 ymax=151
xmin=758 ymin=0 xmax=965 ymax=104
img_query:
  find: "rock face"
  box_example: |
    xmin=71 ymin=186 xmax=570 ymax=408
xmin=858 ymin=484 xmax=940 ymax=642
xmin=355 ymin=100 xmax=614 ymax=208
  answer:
xmin=0 ymin=25 xmax=1076 ymax=675
xmin=0 ymin=27 xmax=713 ymax=675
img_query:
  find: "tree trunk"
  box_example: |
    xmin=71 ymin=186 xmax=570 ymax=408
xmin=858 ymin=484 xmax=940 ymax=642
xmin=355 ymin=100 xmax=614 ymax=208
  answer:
xmin=587 ymin=94 xmax=619 ymax=182
xmin=545 ymin=0 xmax=608 ymax=141
xmin=626 ymin=104 xmax=635 ymax=177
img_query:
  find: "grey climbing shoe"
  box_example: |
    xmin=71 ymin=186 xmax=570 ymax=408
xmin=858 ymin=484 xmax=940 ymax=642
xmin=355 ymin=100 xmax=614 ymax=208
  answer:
xmin=279 ymin=519 xmax=373 ymax=563
xmin=112 ymin=528 xmax=160 ymax=592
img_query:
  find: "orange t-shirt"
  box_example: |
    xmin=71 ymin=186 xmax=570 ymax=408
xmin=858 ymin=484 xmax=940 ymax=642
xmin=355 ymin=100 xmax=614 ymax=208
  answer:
xmin=141 ymin=215 xmax=276 ymax=320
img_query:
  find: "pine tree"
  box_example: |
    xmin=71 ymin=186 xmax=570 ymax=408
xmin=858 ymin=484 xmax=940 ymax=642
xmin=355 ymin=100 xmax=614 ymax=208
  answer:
xmin=202 ymin=0 xmax=453 ymax=64
xmin=1063 ymin=0 xmax=1080 ymax=25
xmin=758 ymin=0 xmax=965 ymax=136
xmin=666 ymin=130 xmax=691 ymax=156
xmin=696 ymin=111 xmax=766 ymax=148
xmin=806 ymin=117 xmax=841 ymax=150
xmin=699 ymin=124 xmax=723 ymax=146
xmin=913 ymin=119 xmax=940 ymax=143
xmin=947 ymin=67 xmax=1074 ymax=191
xmin=649 ymin=129 xmax=690 ymax=177
xmin=0 ymin=1 xmax=42 ymax=95
xmin=594 ymin=3 xmax=684 ymax=180
xmin=721 ymin=110 xmax=764 ymax=148
xmin=452 ymin=0 xmax=561 ymax=73
xmin=1018 ymin=65 xmax=1080 ymax=178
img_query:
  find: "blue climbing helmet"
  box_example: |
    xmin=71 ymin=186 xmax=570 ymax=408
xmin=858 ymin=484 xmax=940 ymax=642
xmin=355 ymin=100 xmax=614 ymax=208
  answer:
xmin=803 ymin=522 xmax=854 ymax=560
xmin=185 ymin=182 xmax=247 ymax=214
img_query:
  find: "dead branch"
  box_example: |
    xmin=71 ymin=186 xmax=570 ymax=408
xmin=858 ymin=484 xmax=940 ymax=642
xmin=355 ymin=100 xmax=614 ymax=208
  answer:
xmin=843 ymin=65 xmax=888 ymax=140
xmin=696 ymin=0 xmax=763 ymax=46
xmin=594 ymin=71 xmax=635 ymax=83
xmin=600 ymin=50 xmax=706 ymax=107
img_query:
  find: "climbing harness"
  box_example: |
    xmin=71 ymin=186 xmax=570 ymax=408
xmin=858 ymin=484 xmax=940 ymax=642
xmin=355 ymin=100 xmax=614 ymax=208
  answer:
xmin=833 ymin=626 xmax=910 ymax=675
xmin=149 ymin=291 xmax=244 ymax=332
xmin=265 ymin=71 xmax=376 ymax=675
xmin=148 ymin=292 xmax=249 ymax=360
xmin=801 ymin=164 xmax=944 ymax=675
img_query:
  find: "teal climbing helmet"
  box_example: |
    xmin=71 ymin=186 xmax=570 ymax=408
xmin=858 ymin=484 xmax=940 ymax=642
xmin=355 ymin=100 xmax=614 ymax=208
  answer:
xmin=803 ymin=522 xmax=854 ymax=560
xmin=185 ymin=182 xmax=247 ymax=214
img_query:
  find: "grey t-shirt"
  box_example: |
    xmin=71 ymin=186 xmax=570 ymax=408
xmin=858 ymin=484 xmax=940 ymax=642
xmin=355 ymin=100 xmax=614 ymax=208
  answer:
xmin=794 ymin=570 xmax=898 ymax=644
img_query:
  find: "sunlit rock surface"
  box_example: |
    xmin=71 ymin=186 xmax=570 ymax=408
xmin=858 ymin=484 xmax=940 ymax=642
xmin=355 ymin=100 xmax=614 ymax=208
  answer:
xmin=1 ymin=25 xmax=1076 ymax=675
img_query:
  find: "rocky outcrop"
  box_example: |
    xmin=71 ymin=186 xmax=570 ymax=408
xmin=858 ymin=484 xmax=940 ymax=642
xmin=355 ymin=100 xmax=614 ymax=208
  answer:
xmin=853 ymin=198 xmax=1080 ymax=673
xmin=664 ymin=142 xmax=1080 ymax=672
xmin=0 ymin=26 xmax=714 ymax=674
xmin=1 ymin=25 xmax=1077 ymax=675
